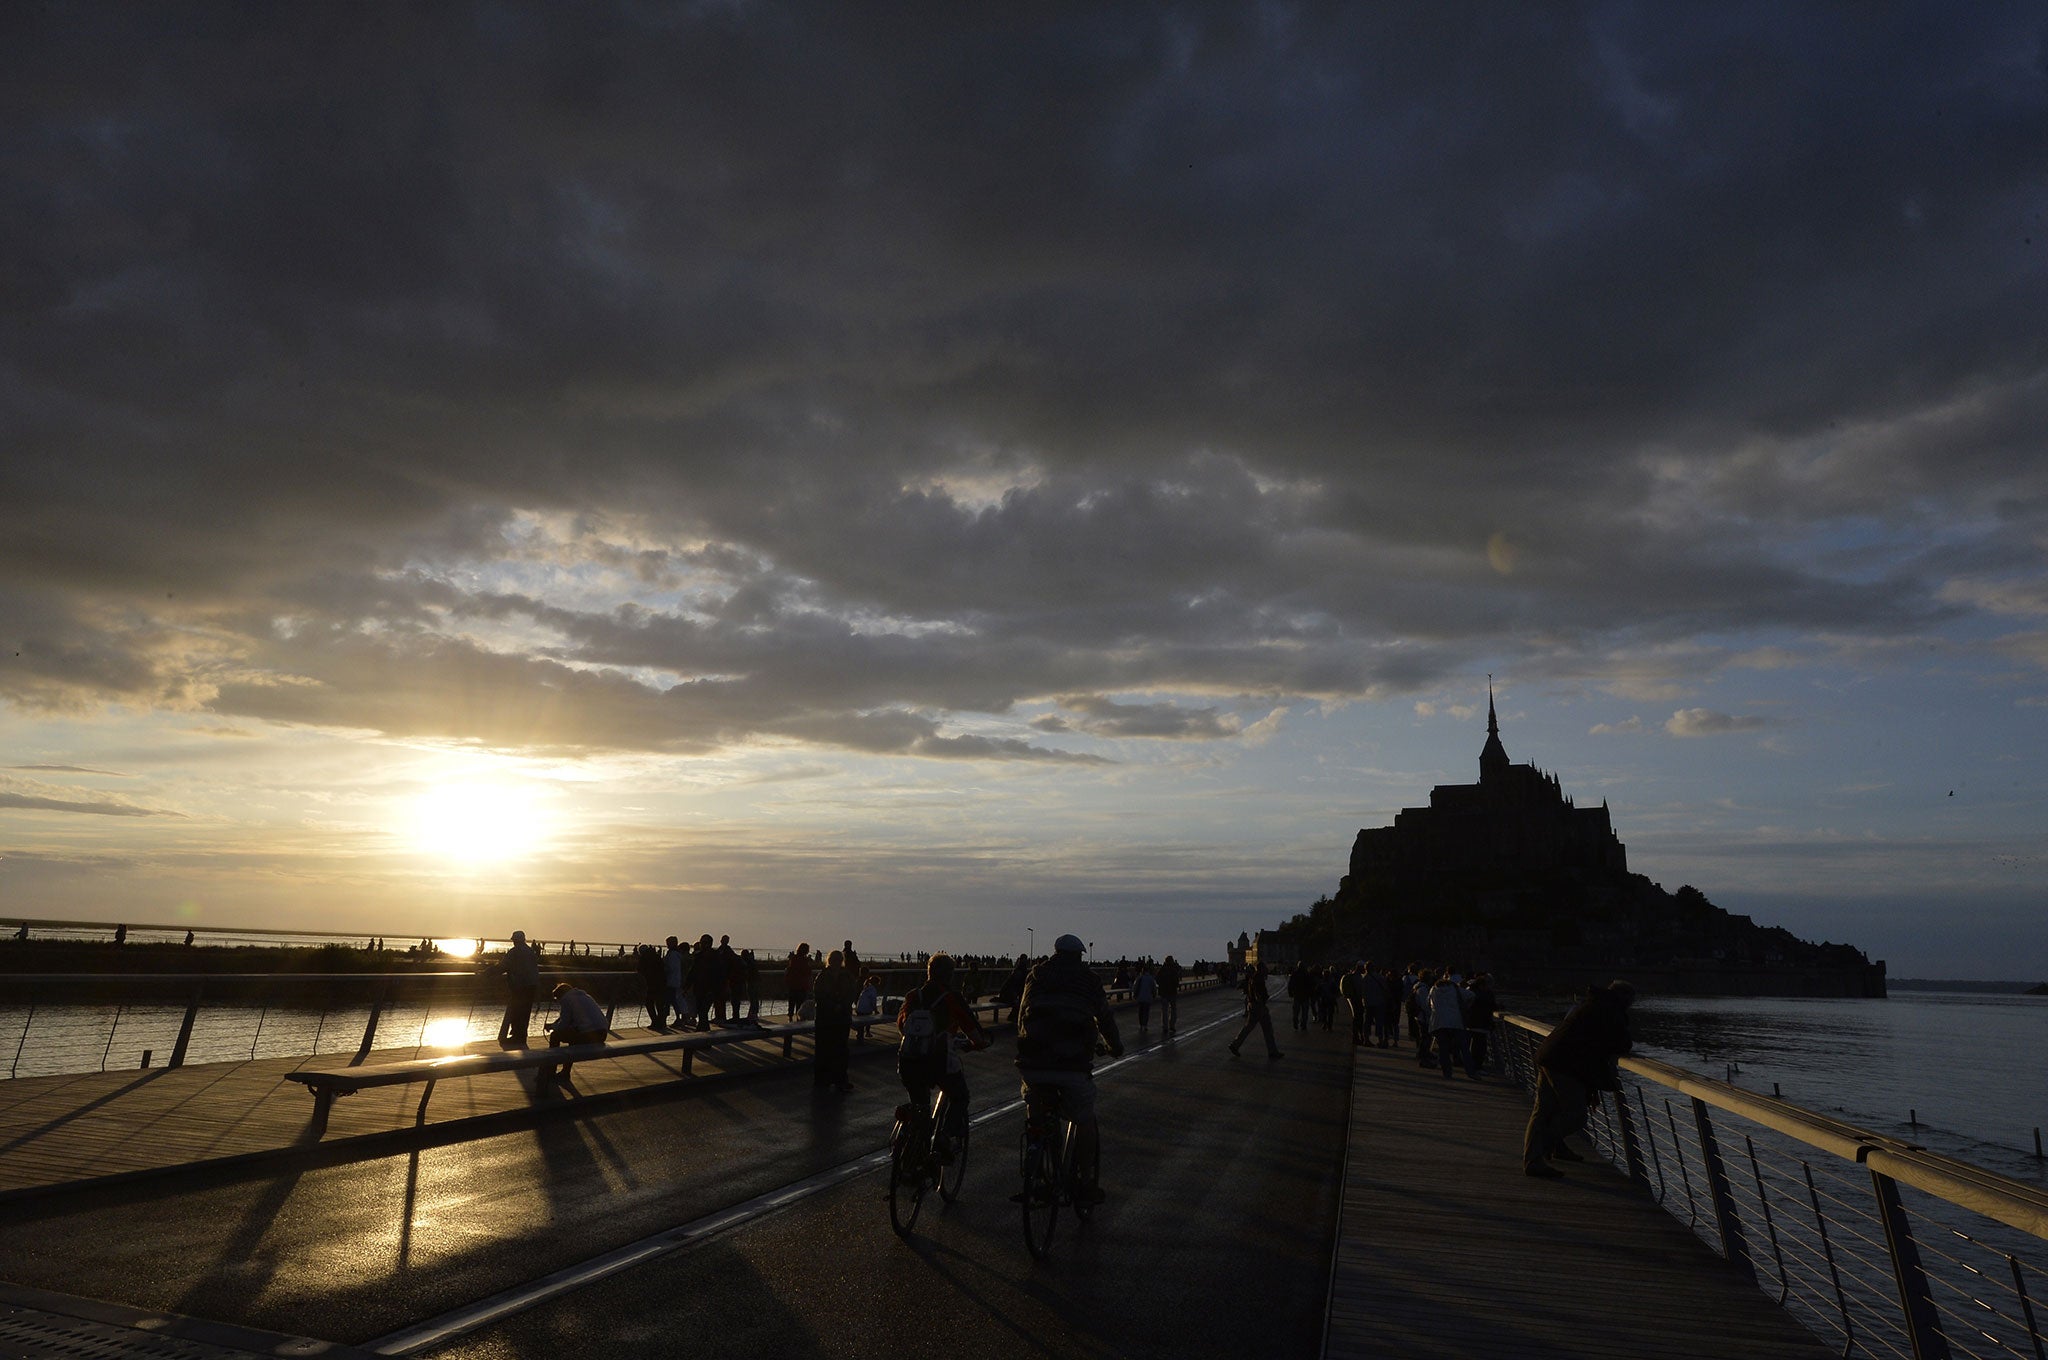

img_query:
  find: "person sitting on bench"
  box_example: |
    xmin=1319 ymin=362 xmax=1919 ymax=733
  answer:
xmin=545 ymin=982 xmax=608 ymax=1084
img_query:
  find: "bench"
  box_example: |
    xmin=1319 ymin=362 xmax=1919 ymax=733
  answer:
xmin=285 ymin=1018 xmax=840 ymax=1136
xmin=284 ymin=977 xmax=1211 ymax=1138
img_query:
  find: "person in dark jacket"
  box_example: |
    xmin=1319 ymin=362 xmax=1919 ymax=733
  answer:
xmin=1228 ymin=962 xmax=1284 ymax=1059
xmin=636 ymin=944 xmax=669 ymax=1031
xmin=1157 ymin=955 xmax=1184 ymax=1037
xmin=997 ymin=953 xmax=1032 ymax=1025
xmin=712 ymin=934 xmax=739 ymax=1022
xmin=1523 ymin=980 xmax=1636 ymax=1177
xmin=1464 ymin=973 xmax=1499 ymax=1072
xmin=812 ymin=950 xmax=859 ymax=1091
xmin=1016 ymin=935 xmax=1124 ymax=1203
xmin=498 ymin=930 xmax=541 ymax=1048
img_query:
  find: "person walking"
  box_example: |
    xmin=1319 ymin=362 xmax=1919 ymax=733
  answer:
xmin=1523 ymin=980 xmax=1637 ymax=1177
xmin=1133 ymin=962 xmax=1157 ymax=1031
xmin=1428 ymin=971 xmax=1476 ymax=1078
xmin=1464 ymin=972 xmax=1499 ymax=1073
xmin=1288 ymin=966 xmax=1314 ymax=1032
xmin=636 ymin=943 xmax=669 ymax=1031
xmin=498 ymin=930 xmax=541 ymax=1048
xmin=1157 ymin=955 xmax=1184 ymax=1037
xmin=812 ymin=949 xmax=858 ymax=1091
xmin=1341 ymin=961 xmax=1368 ymax=1046
xmin=1408 ymin=968 xmax=1434 ymax=1066
xmin=1228 ymin=961 xmax=1284 ymax=1060
xmin=997 ymin=953 xmax=1031 ymax=1025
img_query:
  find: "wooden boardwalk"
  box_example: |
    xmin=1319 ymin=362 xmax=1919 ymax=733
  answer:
xmin=0 ymin=1020 xmax=843 ymax=1198
xmin=1324 ymin=1041 xmax=1831 ymax=1360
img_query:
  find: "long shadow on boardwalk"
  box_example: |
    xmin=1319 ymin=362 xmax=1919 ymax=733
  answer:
xmin=1326 ymin=1043 xmax=1831 ymax=1360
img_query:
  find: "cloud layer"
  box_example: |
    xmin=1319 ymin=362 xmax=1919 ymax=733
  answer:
xmin=4 ymin=5 xmax=2045 ymax=763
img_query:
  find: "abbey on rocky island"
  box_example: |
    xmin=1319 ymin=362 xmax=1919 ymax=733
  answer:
xmin=1265 ymin=691 xmax=1886 ymax=998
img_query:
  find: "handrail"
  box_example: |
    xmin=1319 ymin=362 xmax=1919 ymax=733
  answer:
xmin=1499 ymin=1009 xmax=2048 ymax=1360
xmin=5 ymin=972 xmax=490 ymax=984
xmin=1504 ymin=1011 xmax=2048 ymax=1240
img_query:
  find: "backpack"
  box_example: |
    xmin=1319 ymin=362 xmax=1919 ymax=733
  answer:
xmin=898 ymin=985 xmax=947 ymax=1076
xmin=1016 ymin=970 xmax=1100 ymax=1068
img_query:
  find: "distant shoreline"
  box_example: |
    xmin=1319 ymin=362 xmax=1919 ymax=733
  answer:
xmin=1889 ymin=977 xmax=2048 ymax=994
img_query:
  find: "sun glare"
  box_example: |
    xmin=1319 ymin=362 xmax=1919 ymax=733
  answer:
xmin=409 ymin=781 xmax=548 ymax=865
xmin=421 ymin=1017 xmax=471 ymax=1050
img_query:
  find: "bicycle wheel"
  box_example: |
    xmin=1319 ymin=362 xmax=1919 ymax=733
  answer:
xmin=1020 ymin=1127 xmax=1059 ymax=1260
xmin=938 ymin=1111 xmax=969 ymax=1204
xmin=889 ymin=1117 xmax=926 ymax=1237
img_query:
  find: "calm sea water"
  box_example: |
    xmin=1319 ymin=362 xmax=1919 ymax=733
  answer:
xmin=1621 ymin=988 xmax=2048 ymax=1187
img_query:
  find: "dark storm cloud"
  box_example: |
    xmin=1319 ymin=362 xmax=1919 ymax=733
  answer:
xmin=4 ymin=3 xmax=2044 ymax=752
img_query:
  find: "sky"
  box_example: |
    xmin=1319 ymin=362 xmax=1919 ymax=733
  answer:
xmin=3 ymin=5 xmax=2045 ymax=976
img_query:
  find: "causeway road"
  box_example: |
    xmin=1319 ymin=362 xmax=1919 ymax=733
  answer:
xmin=0 ymin=989 xmax=1348 ymax=1358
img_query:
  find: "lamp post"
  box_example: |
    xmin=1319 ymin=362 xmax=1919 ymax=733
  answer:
xmin=1027 ymin=928 xmax=1035 ymax=958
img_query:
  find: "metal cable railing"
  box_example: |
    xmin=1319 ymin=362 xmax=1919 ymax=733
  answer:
xmin=0 ymin=971 xmax=622 ymax=1079
xmin=4 ymin=964 xmax=1199 ymax=1079
xmin=1502 ymin=1013 xmax=2048 ymax=1360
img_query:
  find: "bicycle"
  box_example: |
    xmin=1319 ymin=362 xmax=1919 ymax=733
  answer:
xmin=888 ymin=1039 xmax=972 ymax=1237
xmin=1015 ymin=1083 xmax=1096 ymax=1261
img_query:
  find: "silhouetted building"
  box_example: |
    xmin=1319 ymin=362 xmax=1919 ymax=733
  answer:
xmin=1350 ymin=689 xmax=1627 ymax=901
xmin=1290 ymin=691 xmax=1885 ymax=998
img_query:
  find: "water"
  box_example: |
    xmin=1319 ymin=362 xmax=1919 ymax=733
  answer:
xmin=3 ymin=921 xmax=626 ymax=956
xmin=1624 ymin=988 xmax=2048 ymax=1187
xmin=0 ymin=998 xmax=546 ymax=1079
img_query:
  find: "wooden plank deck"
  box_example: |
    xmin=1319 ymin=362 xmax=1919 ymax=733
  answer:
xmin=1324 ymin=1041 xmax=1832 ymax=1360
xmin=0 ymin=1020 xmax=862 ymax=1197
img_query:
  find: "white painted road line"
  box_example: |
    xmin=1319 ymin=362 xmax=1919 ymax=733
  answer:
xmin=370 ymin=1006 xmax=1239 ymax=1355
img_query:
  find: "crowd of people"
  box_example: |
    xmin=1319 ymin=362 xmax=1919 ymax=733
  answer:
xmin=494 ymin=923 xmax=1634 ymax=1189
xmin=1266 ymin=960 xmax=1501 ymax=1077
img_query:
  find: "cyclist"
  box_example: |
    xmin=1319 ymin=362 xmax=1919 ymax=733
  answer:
xmin=898 ymin=952 xmax=991 ymax=1157
xmin=1015 ymin=933 xmax=1125 ymax=1205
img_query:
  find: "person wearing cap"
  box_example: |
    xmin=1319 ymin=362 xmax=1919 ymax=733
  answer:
xmin=543 ymin=981 xmax=607 ymax=1084
xmin=498 ymin=930 xmax=541 ymax=1049
xmin=1015 ymin=933 xmax=1124 ymax=1205
xmin=1523 ymin=979 xmax=1636 ymax=1178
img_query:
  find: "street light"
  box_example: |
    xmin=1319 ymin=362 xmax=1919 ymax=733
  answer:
xmin=1027 ymin=927 xmax=1035 ymax=957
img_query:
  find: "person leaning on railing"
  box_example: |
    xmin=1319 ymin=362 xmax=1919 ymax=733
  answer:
xmin=1522 ymin=979 xmax=1636 ymax=1179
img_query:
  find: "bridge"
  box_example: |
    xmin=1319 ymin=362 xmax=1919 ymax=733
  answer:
xmin=0 ymin=978 xmax=2042 ymax=1359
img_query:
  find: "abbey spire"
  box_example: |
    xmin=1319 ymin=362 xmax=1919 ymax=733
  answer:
xmin=1479 ymin=679 xmax=1510 ymax=785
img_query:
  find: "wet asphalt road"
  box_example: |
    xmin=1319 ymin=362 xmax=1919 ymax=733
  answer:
xmin=0 ymin=990 xmax=1350 ymax=1359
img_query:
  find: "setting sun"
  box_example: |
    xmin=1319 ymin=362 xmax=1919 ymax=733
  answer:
xmin=408 ymin=781 xmax=548 ymax=865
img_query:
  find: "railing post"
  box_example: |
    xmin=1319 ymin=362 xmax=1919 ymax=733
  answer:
xmin=167 ymin=985 xmax=202 ymax=1069
xmin=9 ymin=1001 xmax=34 ymax=1079
xmin=1692 ymin=1096 xmax=1755 ymax=1283
xmin=1614 ymin=1082 xmax=1649 ymax=1186
xmin=351 ymin=979 xmax=391 ymax=1068
xmin=1872 ymin=1168 xmax=1949 ymax=1359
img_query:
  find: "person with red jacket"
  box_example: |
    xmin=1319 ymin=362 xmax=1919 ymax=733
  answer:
xmin=784 ymin=943 xmax=813 ymax=1020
